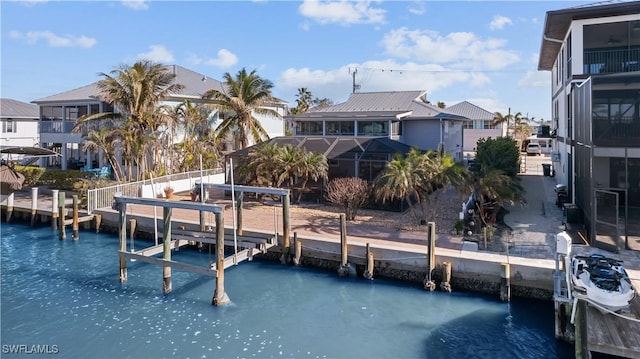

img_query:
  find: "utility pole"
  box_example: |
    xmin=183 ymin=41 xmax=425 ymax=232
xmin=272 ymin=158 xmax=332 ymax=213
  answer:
xmin=350 ymin=67 xmax=360 ymax=93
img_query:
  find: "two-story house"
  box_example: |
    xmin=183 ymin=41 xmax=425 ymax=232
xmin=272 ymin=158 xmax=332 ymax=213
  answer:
xmin=538 ymin=1 xmax=640 ymax=251
xmin=0 ymin=98 xmax=40 ymax=159
xmin=445 ymin=100 xmax=502 ymax=154
xmin=229 ymin=91 xmax=466 ymax=188
xmin=32 ymin=65 xmax=286 ymax=171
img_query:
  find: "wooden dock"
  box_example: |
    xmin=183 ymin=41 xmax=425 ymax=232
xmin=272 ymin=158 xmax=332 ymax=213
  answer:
xmin=577 ymin=294 xmax=640 ymax=358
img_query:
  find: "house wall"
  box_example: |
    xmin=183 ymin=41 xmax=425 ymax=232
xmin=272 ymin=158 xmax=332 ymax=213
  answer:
xmin=401 ymin=121 xmax=440 ymax=151
xmin=0 ymin=118 xmax=39 ymax=150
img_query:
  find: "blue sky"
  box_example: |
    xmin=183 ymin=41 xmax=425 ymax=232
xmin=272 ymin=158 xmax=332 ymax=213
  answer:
xmin=2 ymin=0 xmax=601 ymax=122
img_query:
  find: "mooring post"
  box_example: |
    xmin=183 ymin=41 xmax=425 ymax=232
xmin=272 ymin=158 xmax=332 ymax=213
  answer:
xmin=129 ymin=218 xmax=137 ymax=251
xmin=118 ymin=202 xmax=127 ymax=282
xmin=293 ymin=232 xmax=302 ymax=266
xmin=236 ymin=191 xmax=243 ymax=236
xmin=5 ymin=192 xmax=14 ymax=223
xmin=213 ymin=211 xmax=230 ymax=306
xmin=58 ymin=191 xmax=66 ymax=240
xmin=279 ymin=193 xmax=291 ymax=264
xmin=94 ymin=214 xmax=102 ymax=233
xmin=51 ymin=189 xmax=58 ymax=230
xmin=423 ymin=222 xmax=437 ymax=291
xmin=199 ymin=210 xmax=205 ymax=232
xmin=30 ymin=187 xmax=38 ymax=227
xmin=441 ymin=261 xmax=452 ymax=292
xmin=364 ymin=243 xmax=374 ymax=280
xmin=500 ymin=262 xmax=511 ymax=301
xmin=72 ymin=195 xmax=79 ymax=240
xmin=162 ymin=206 xmax=172 ymax=294
xmin=574 ymin=299 xmax=588 ymax=359
xmin=337 ymin=213 xmax=350 ymax=276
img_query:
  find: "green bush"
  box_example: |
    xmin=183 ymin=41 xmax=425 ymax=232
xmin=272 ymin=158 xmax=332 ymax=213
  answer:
xmin=36 ymin=169 xmax=92 ymax=191
xmin=15 ymin=165 xmax=46 ymax=187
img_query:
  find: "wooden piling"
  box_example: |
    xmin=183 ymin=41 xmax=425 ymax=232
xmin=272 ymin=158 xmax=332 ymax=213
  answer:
xmin=30 ymin=187 xmax=38 ymax=227
xmin=118 ymin=202 xmax=127 ymax=282
xmin=440 ymin=261 xmax=452 ymax=292
xmin=162 ymin=206 xmax=172 ymax=293
xmin=94 ymin=214 xmax=102 ymax=233
xmin=423 ymin=222 xmax=436 ymax=291
xmin=129 ymin=218 xmax=137 ymax=250
xmin=58 ymin=191 xmax=66 ymax=240
xmin=212 ymin=211 xmax=230 ymax=306
xmin=364 ymin=243 xmax=374 ymax=280
xmin=51 ymin=189 xmax=58 ymax=230
xmin=5 ymin=192 xmax=14 ymax=223
xmin=574 ymin=299 xmax=588 ymax=359
xmin=338 ymin=213 xmax=350 ymax=276
xmin=500 ymin=262 xmax=511 ymax=301
xmin=282 ymin=193 xmax=290 ymax=248
xmin=72 ymin=195 xmax=79 ymax=240
xmin=236 ymin=192 xmax=243 ymax=236
xmin=293 ymin=232 xmax=302 ymax=266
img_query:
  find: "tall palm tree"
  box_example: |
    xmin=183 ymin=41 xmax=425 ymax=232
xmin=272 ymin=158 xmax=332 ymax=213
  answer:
xmin=290 ymin=87 xmax=313 ymax=115
xmin=492 ymin=111 xmax=512 ymax=137
xmin=202 ymin=68 xmax=281 ymax=150
xmin=423 ymin=149 xmax=471 ymax=222
xmin=73 ymin=60 xmax=184 ymax=181
xmin=170 ymin=100 xmax=220 ymax=172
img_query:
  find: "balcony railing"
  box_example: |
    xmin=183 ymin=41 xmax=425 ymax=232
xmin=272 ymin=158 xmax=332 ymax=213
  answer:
xmin=40 ymin=120 xmax=76 ymax=133
xmin=593 ymin=115 xmax=640 ymax=147
xmin=583 ymin=47 xmax=640 ymax=75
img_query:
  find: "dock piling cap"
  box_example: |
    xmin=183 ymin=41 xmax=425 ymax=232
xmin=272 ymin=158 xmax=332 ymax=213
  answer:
xmin=556 ymin=231 xmax=572 ymax=255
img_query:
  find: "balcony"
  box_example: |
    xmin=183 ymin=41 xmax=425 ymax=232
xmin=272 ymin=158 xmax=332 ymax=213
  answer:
xmin=583 ymin=47 xmax=640 ymax=75
xmin=40 ymin=120 xmax=76 ymax=133
xmin=593 ymin=115 xmax=640 ymax=147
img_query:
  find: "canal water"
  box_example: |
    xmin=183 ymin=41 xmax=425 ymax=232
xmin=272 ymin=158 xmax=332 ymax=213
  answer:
xmin=1 ymin=223 xmax=573 ymax=358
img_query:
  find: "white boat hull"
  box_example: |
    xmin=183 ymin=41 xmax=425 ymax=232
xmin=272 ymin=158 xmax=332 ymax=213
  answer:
xmin=571 ymin=254 xmax=635 ymax=312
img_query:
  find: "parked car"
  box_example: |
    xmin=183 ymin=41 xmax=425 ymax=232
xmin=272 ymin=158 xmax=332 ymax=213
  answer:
xmin=526 ymin=143 xmax=541 ymax=156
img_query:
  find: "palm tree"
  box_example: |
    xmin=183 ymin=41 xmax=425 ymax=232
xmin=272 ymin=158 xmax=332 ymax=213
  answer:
xmin=73 ymin=60 xmax=184 ymax=181
xmin=373 ymin=148 xmax=428 ymax=223
xmin=171 ymin=100 xmax=220 ymax=172
xmin=290 ymin=87 xmax=313 ymax=115
xmin=492 ymin=111 xmax=512 ymax=137
xmin=423 ymin=149 xmax=471 ymax=222
xmin=203 ymin=68 xmax=281 ymax=150
xmin=295 ymin=150 xmax=328 ymax=203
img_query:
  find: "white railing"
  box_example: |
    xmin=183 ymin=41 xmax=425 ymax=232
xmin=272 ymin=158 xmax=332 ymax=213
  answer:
xmin=86 ymin=168 xmax=225 ymax=214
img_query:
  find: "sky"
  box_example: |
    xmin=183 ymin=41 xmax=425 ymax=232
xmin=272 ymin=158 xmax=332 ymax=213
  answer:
xmin=1 ymin=0 xmax=605 ymax=122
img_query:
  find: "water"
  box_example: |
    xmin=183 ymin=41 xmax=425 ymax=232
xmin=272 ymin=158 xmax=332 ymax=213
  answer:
xmin=1 ymin=223 xmax=573 ymax=358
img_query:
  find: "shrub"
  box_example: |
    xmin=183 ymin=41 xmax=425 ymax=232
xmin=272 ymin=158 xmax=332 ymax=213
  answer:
xmin=36 ymin=169 xmax=92 ymax=191
xmin=15 ymin=165 xmax=46 ymax=187
xmin=326 ymin=177 xmax=370 ymax=220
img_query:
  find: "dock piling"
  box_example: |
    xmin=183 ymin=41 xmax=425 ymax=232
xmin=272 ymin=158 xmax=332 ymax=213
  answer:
xmin=30 ymin=187 xmax=38 ymax=227
xmin=364 ymin=243 xmax=374 ymax=280
xmin=51 ymin=189 xmax=58 ymax=230
xmin=5 ymin=192 xmax=14 ymax=223
xmin=94 ymin=214 xmax=102 ymax=233
xmin=118 ymin=202 xmax=127 ymax=282
xmin=213 ymin=211 xmax=230 ymax=306
xmin=72 ymin=195 xmax=79 ymax=240
xmin=500 ymin=263 xmax=511 ymax=301
xmin=423 ymin=222 xmax=436 ymax=291
xmin=440 ymin=261 xmax=452 ymax=292
xmin=58 ymin=191 xmax=66 ymax=240
xmin=162 ymin=207 xmax=172 ymax=294
xmin=338 ymin=213 xmax=350 ymax=277
xmin=293 ymin=232 xmax=302 ymax=266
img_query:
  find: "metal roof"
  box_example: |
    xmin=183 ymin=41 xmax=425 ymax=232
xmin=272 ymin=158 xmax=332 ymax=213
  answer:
xmin=446 ymin=101 xmax=495 ymax=120
xmin=290 ymin=91 xmax=467 ymax=121
xmin=32 ymin=65 xmax=225 ymax=104
xmin=538 ymin=1 xmax=640 ymax=71
xmin=0 ymin=98 xmax=39 ymax=119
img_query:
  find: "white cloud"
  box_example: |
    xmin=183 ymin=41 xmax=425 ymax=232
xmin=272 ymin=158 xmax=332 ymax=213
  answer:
xmin=188 ymin=49 xmax=238 ymax=68
xmin=380 ymin=27 xmax=519 ymax=70
xmin=407 ymin=1 xmax=425 ymax=15
xmin=518 ymin=70 xmax=550 ymax=89
xmin=489 ymin=15 xmax=512 ymax=31
xmin=136 ymin=45 xmax=174 ymax=63
xmin=298 ymin=0 xmax=386 ymax=26
xmin=205 ymin=49 xmax=238 ymax=68
xmin=122 ymin=0 xmax=149 ymax=10
xmin=9 ymin=30 xmax=96 ymax=48
xmin=277 ymin=59 xmax=484 ymax=105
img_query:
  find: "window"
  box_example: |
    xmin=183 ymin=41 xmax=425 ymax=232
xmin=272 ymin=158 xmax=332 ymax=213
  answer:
xmin=4 ymin=119 xmax=15 ymax=133
xmin=482 ymin=120 xmax=494 ymax=129
xmin=358 ymin=121 xmax=388 ymax=136
xmin=325 ymin=121 xmax=354 ymax=135
xmin=296 ymin=121 xmax=323 ymax=135
xmin=463 ymin=120 xmax=474 ymax=129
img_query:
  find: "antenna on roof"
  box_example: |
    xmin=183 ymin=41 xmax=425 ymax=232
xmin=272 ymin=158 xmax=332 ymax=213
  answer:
xmin=349 ymin=67 xmax=360 ymax=94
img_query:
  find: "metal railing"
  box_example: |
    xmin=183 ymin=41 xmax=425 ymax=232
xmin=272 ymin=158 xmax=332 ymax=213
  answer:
xmin=86 ymin=168 xmax=224 ymax=214
xmin=583 ymin=47 xmax=640 ymax=75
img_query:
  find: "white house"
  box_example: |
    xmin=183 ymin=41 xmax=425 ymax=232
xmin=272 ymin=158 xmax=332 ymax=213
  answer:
xmin=0 ymin=98 xmax=40 ymax=160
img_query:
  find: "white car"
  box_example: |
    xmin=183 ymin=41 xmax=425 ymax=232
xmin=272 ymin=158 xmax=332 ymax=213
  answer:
xmin=526 ymin=143 xmax=541 ymax=156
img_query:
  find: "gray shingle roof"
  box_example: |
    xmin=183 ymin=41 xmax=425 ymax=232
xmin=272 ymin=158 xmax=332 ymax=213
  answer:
xmin=0 ymin=98 xmax=39 ymax=118
xmin=446 ymin=101 xmax=494 ymax=120
xmin=32 ymin=65 xmax=225 ymax=104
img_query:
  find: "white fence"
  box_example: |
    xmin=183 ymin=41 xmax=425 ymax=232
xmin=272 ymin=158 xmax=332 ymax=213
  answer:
xmin=86 ymin=168 xmax=225 ymax=214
